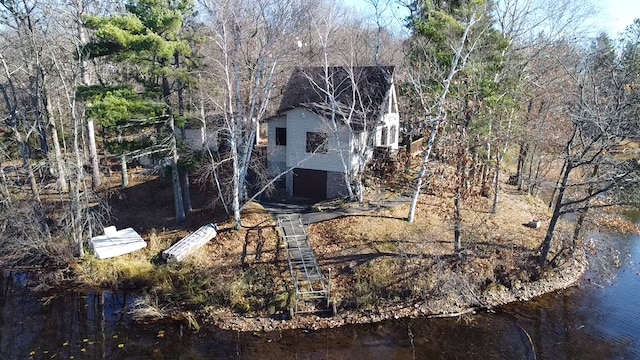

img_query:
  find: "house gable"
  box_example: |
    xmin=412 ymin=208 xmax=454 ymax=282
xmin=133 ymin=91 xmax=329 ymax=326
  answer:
xmin=278 ymin=66 xmax=395 ymax=126
xmin=266 ymin=65 xmax=401 ymax=199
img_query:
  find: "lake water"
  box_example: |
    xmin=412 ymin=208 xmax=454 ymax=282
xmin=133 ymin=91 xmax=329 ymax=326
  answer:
xmin=2 ymin=219 xmax=639 ymax=359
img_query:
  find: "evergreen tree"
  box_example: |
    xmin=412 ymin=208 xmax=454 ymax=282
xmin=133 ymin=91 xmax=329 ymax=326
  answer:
xmin=403 ymin=0 xmax=491 ymax=230
xmin=81 ymin=0 xmax=196 ymax=224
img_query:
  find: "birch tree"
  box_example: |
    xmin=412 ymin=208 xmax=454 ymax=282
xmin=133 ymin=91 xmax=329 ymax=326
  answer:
xmin=405 ymin=0 xmax=488 ymax=224
xmin=299 ymin=3 xmax=392 ymax=203
xmin=72 ymin=0 xmax=103 ymax=190
xmin=197 ymin=0 xmax=313 ymax=228
xmin=0 ymin=0 xmax=109 ymax=258
xmin=0 ymin=0 xmax=70 ymax=194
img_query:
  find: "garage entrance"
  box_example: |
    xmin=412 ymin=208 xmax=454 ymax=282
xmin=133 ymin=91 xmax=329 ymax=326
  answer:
xmin=292 ymin=168 xmax=327 ymax=200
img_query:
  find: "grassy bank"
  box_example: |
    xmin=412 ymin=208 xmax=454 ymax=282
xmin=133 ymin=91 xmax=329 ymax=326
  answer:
xmin=58 ymin=169 xmax=596 ymax=332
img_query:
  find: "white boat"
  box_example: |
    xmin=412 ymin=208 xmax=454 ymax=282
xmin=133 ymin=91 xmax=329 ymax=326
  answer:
xmin=162 ymin=223 xmax=218 ymax=263
xmin=90 ymin=226 xmax=147 ymax=259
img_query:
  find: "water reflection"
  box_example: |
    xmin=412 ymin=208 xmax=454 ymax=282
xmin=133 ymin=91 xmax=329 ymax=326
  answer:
xmin=0 ymin=227 xmax=639 ymax=359
xmin=0 ymin=274 xmax=138 ymax=359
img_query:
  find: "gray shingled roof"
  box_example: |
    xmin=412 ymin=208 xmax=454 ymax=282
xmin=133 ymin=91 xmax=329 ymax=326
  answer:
xmin=277 ymin=66 xmax=394 ymax=125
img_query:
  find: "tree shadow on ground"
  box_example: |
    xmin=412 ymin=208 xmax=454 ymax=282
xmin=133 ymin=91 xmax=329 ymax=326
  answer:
xmin=241 ymin=220 xmax=273 ymax=267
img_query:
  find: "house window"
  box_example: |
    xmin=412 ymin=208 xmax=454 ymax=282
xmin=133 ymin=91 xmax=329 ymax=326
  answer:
xmin=306 ymin=132 xmax=328 ymax=153
xmin=380 ymin=126 xmax=388 ymax=146
xmin=389 ymin=125 xmax=396 ymax=145
xmin=275 ymin=127 xmax=287 ymax=145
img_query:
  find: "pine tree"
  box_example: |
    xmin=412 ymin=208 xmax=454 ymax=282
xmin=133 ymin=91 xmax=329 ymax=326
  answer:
xmin=81 ymin=0 xmax=196 ymax=224
xmin=404 ymin=0 xmax=491 ymax=229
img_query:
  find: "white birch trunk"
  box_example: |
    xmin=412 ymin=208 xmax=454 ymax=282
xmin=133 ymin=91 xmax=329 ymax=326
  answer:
xmin=407 ymin=7 xmax=481 ymax=223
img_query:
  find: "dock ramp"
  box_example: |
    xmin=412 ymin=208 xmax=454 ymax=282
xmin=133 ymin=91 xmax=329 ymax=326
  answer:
xmin=276 ymin=214 xmax=334 ymax=317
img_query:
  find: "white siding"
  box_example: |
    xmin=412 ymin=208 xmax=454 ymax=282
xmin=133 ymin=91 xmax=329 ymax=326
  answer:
xmin=374 ymin=113 xmax=400 ymax=150
xmin=267 ymin=116 xmax=287 ymax=167
xmin=284 ymin=108 xmax=353 ymax=173
xmin=373 ymin=75 xmax=400 ymax=150
xmin=177 ymin=126 xmax=225 ymax=151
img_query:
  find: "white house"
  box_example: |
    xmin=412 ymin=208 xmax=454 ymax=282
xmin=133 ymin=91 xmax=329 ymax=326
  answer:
xmin=267 ymin=66 xmax=400 ymax=200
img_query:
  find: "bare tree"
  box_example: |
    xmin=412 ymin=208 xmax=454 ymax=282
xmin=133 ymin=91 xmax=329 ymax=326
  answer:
xmin=72 ymin=0 xmax=102 ymax=190
xmin=198 ymin=0 xmax=314 ymax=227
xmin=0 ymin=0 xmax=110 ymax=259
xmin=301 ymin=3 xmax=382 ymax=202
xmin=0 ymin=0 xmax=70 ymax=195
xmin=539 ymin=32 xmax=640 ymax=266
xmin=0 ymin=51 xmax=42 ymax=203
xmin=493 ymin=0 xmax=599 ymax=198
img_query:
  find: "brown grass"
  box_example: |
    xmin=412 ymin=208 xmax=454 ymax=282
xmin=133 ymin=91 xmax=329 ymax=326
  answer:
xmin=307 ymin=186 xmax=562 ymax=310
xmin=70 ymin=163 xmax=578 ymax=324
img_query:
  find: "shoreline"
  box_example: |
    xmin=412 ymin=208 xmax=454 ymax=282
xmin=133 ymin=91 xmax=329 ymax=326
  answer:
xmin=201 ymin=253 xmax=587 ymax=332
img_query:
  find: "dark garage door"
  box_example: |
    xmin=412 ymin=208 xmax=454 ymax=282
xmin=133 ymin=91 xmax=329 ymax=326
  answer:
xmin=293 ymin=168 xmax=327 ymax=200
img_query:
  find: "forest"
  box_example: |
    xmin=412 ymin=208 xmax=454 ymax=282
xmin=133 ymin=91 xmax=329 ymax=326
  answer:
xmin=1 ymin=0 xmax=639 ymax=292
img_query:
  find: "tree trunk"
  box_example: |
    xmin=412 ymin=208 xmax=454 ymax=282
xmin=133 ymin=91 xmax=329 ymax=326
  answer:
xmin=72 ymin=105 xmax=85 ymax=257
xmin=18 ymin=142 xmax=41 ymax=203
xmin=526 ymin=146 xmax=537 ymax=195
xmin=548 ymin=160 xmax=567 ymax=209
xmin=517 ymin=99 xmax=534 ymax=191
xmin=45 ymin=91 xmax=68 ymax=193
xmin=33 ymin=69 xmax=49 ymax=155
xmin=408 ymin=123 xmax=441 ymax=222
xmin=571 ymin=165 xmax=599 ymax=248
xmin=231 ymin=143 xmax=243 ymax=229
xmin=76 ymin=0 xmax=101 ymax=190
xmin=168 ymin=113 xmax=185 ymax=224
xmin=120 ymin=154 xmax=128 ymax=189
xmin=539 ymin=161 xmax=572 ymax=266
xmin=236 ymin=125 xmax=256 ymax=204
xmin=491 ymin=152 xmax=501 ymax=214
xmin=181 ymin=170 xmax=193 ymax=214
xmin=162 ymin=73 xmax=186 ymax=225
xmin=540 ymin=204 xmax=562 ymax=267
xmin=454 ymin=173 xmax=462 ymax=251
xmin=175 ymin=51 xmax=190 ymax=217
xmin=480 ymin=162 xmax=489 ymax=196
xmin=87 ymin=120 xmax=101 ymax=189
xmin=516 ymin=142 xmax=527 ymax=191
xmin=170 ymin=154 xmax=185 ymax=224
xmin=355 ymin=172 xmax=364 ymax=203
xmin=572 ymin=209 xmax=587 ymax=250
xmin=0 ymin=160 xmax=11 ymax=205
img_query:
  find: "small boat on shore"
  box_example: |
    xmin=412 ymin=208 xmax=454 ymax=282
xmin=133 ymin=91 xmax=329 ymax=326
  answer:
xmin=162 ymin=223 xmax=218 ymax=263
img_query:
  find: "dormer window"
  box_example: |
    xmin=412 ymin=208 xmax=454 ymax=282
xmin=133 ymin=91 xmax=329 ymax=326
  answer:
xmin=389 ymin=125 xmax=396 ymax=145
xmin=381 ymin=126 xmax=388 ymax=146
